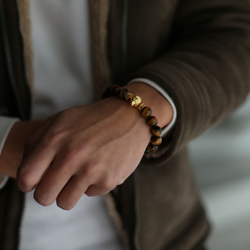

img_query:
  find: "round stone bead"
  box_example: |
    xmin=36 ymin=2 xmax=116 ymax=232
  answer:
xmin=111 ymin=85 xmax=121 ymax=95
xmin=119 ymin=87 xmax=130 ymax=99
xmin=141 ymin=107 xmax=152 ymax=118
xmin=146 ymin=116 xmax=158 ymax=127
xmin=151 ymin=136 xmax=162 ymax=146
xmin=147 ymin=143 xmax=158 ymax=153
xmin=150 ymin=126 xmax=162 ymax=137
xmin=144 ymin=148 xmax=151 ymax=155
xmin=102 ymin=86 xmax=112 ymax=99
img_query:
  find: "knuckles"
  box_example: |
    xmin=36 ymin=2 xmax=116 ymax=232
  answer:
xmin=17 ymin=169 xmax=36 ymax=193
xmin=45 ymin=128 xmax=68 ymax=147
xmin=97 ymin=178 xmax=117 ymax=193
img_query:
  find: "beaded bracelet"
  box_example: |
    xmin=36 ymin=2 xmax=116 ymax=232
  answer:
xmin=102 ymin=85 xmax=162 ymax=154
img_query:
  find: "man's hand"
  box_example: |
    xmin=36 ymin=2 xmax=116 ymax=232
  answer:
xmin=17 ymin=83 xmax=173 ymax=210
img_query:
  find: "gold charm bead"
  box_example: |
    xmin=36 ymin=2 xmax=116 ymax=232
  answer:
xmin=125 ymin=92 xmax=134 ymax=102
xmin=130 ymin=95 xmax=142 ymax=107
xmin=138 ymin=103 xmax=146 ymax=111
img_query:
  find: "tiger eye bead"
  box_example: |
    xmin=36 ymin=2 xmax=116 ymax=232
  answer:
xmin=151 ymin=136 xmax=162 ymax=146
xmin=111 ymin=85 xmax=121 ymax=95
xmin=150 ymin=126 xmax=162 ymax=137
xmin=119 ymin=88 xmax=130 ymax=99
xmin=141 ymin=107 xmax=152 ymax=118
xmin=147 ymin=143 xmax=158 ymax=153
xmin=147 ymin=116 xmax=158 ymax=127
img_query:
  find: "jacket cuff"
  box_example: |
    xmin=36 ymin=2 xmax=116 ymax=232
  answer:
xmin=0 ymin=116 xmax=20 ymax=189
xmin=128 ymin=78 xmax=177 ymax=138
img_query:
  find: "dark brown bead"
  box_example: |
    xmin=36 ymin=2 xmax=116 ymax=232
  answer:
xmin=102 ymin=86 xmax=112 ymax=99
xmin=147 ymin=143 xmax=158 ymax=153
xmin=111 ymin=85 xmax=121 ymax=95
xmin=146 ymin=116 xmax=158 ymax=127
xmin=119 ymin=88 xmax=129 ymax=99
xmin=144 ymin=149 xmax=151 ymax=155
xmin=150 ymin=126 xmax=162 ymax=137
xmin=141 ymin=107 xmax=152 ymax=118
xmin=151 ymin=136 xmax=162 ymax=146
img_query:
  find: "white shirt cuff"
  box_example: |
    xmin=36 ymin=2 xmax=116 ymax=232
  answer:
xmin=0 ymin=116 xmax=20 ymax=189
xmin=128 ymin=78 xmax=177 ymax=137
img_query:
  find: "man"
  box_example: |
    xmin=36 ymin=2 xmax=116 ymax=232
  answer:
xmin=0 ymin=0 xmax=250 ymax=249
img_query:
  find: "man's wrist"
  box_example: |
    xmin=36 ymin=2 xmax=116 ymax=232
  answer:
xmin=125 ymin=82 xmax=173 ymax=128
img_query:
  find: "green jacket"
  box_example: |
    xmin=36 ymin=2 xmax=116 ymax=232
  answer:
xmin=1 ymin=0 xmax=250 ymax=249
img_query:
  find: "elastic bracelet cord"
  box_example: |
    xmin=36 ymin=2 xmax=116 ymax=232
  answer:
xmin=102 ymin=85 xmax=162 ymax=155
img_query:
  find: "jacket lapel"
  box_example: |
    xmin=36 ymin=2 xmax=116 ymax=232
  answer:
xmin=89 ymin=0 xmax=111 ymax=101
xmin=17 ymin=0 xmax=33 ymax=90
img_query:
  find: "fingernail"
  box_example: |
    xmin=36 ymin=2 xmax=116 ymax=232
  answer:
xmin=57 ymin=202 xmax=74 ymax=211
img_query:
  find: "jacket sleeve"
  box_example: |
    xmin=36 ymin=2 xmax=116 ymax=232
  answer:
xmin=130 ymin=0 xmax=250 ymax=163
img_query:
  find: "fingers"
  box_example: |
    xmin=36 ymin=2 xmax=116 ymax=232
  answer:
xmin=33 ymin=153 xmax=76 ymax=206
xmin=17 ymin=143 xmax=56 ymax=192
xmin=56 ymin=176 xmax=118 ymax=210
xmin=85 ymin=174 xmax=119 ymax=197
xmin=17 ymin=117 xmax=58 ymax=193
xmin=85 ymin=184 xmax=113 ymax=197
xmin=34 ymin=159 xmax=120 ymax=210
xmin=53 ymin=160 xmax=117 ymax=209
xmin=56 ymin=175 xmax=89 ymax=210
xmin=19 ymin=150 xmax=126 ymax=210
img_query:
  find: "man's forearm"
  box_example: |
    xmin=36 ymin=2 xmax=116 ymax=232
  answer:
xmin=0 ymin=120 xmax=43 ymax=178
